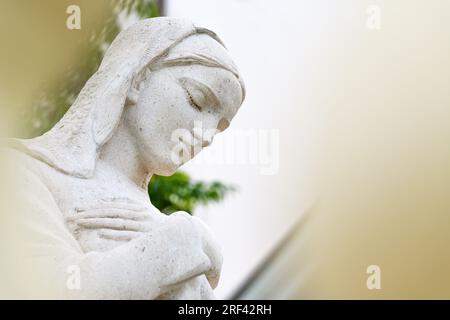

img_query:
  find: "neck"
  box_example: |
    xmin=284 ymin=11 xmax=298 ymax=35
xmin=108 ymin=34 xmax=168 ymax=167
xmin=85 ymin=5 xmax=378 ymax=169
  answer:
xmin=98 ymin=121 xmax=152 ymax=189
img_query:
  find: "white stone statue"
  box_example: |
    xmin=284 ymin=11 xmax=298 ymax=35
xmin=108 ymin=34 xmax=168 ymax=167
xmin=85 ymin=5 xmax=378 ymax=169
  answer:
xmin=5 ymin=17 xmax=245 ymax=299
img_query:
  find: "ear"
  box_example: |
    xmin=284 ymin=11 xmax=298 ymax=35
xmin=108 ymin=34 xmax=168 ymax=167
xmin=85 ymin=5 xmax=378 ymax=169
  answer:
xmin=92 ymin=71 xmax=135 ymax=146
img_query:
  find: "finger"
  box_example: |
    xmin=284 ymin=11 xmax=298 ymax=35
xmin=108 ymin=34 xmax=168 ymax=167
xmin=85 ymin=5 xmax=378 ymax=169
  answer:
xmin=205 ymin=269 xmax=220 ymax=289
xmin=67 ymin=209 xmax=152 ymax=222
xmin=75 ymin=218 xmax=148 ymax=232
xmin=75 ymin=202 xmax=150 ymax=212
xmin=98 ymin=229 xmax=144 ymax=241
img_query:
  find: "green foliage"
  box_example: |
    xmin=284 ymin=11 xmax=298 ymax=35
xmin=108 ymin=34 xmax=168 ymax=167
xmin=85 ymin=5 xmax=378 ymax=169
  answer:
xmin=149 ymin=172 xmax=236 ymax=214
xmin=123 ymin=0 xmax=160 ymax=17
xmin=23 ymin=0 xmax=159 ymax=138
xmin=21 ymin=0 xmax=235 ymax=215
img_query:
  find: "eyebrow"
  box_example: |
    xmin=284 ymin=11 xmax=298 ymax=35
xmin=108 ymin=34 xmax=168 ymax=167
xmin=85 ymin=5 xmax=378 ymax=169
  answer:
xmin=158 ymin=53 xmax=245 ymax=102
xmin=178 ymin=77 xmax=221 ymax=108
xmin=164 ymin=53 xmax=239 ymax=78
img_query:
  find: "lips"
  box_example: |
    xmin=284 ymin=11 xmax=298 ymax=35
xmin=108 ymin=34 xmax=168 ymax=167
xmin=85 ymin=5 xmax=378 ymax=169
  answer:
xmin=193 ymin=130 xmax=213 ymax=148
xmin=175 ymin=134 xmax=201 ymax=163
xmin=175 ymin=129 xmax=214 ymax=164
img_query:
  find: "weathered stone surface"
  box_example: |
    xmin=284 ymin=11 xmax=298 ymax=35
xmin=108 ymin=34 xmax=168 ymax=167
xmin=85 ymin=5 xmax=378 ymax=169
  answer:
xmin=8 ymin=17 xmax=245 ymax=299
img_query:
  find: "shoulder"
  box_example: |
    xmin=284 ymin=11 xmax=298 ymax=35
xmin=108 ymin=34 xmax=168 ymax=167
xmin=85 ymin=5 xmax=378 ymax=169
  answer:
xmin=0 ymin=143 xmax=83 ymax=249
xmin=1 ymin=144 xmax=46 ymax=188
xmin=0 ymin=142 xmax=63 ymax=225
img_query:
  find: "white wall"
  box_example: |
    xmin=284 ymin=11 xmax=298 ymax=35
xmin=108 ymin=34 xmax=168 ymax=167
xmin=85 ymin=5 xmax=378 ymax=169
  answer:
xmin=166 ymin=0 xmax=328 ymax=298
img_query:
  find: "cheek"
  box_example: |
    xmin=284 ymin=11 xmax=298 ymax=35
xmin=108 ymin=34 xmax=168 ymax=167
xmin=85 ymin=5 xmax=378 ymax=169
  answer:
xmin=142 ymin=73 xmax=194 ymax=119
xmin=135 ymin=75 xmax=198 ymax=149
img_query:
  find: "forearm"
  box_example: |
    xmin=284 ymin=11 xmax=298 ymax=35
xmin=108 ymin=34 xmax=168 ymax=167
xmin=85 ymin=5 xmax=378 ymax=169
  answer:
xmin=66 ymin=217 xmax=211 ymax=299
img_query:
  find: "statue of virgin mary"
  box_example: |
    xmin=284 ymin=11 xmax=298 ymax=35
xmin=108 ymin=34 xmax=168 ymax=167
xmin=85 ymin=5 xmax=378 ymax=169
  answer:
xmin=3 ymin=17 xmax=245 ymax=299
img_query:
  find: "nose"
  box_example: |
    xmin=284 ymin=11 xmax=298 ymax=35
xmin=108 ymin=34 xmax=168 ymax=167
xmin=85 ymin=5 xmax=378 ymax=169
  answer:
xmin=217 ymin=118 xmax=230 ymax=132
xmin=202 ymin=139 xmax=212 ymax=148
xmin=201 ymin=127 xmax=216 ymax=147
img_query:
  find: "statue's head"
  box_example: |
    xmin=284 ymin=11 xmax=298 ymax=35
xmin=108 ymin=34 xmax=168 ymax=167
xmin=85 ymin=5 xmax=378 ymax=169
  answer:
xmin=17 ymin=18 xmax=245 ymax=178
xmin=124 ymin=30 xmax=245 ymax=176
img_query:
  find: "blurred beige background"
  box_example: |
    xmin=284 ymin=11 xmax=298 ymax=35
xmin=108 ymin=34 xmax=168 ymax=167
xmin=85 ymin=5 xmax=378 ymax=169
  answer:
xmin=169 ymin=0 xmax=450 ymax=299
xmin=1 ymin=0 xmax=450 ymax=299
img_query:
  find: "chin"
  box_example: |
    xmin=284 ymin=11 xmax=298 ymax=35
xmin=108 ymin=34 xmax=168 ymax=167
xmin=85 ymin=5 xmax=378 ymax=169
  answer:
xmin=142 ymin=150 xmax=179 ymax=176
xmin=153 ymin=161 xmax=179 ymax=176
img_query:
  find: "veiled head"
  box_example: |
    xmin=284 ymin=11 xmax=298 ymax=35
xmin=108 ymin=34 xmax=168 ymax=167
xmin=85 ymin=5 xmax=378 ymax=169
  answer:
xmin=125 ymin=33 xmax=245 ymax=175
xmin=15 ymin=18 xmax=245 ymax=178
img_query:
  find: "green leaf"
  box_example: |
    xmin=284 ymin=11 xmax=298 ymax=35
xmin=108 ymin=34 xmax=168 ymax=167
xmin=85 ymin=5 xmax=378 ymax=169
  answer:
xmin=148 ymin=172 xmax=235 ymax=214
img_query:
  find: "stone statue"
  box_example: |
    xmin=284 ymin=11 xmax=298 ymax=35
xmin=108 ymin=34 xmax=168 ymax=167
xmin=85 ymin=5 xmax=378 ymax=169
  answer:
xmin=6 ymin=17 xmax=245 ymax=299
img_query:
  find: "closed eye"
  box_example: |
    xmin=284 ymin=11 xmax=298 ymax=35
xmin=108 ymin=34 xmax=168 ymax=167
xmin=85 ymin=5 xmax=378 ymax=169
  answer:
xmin=178 ymin=77 xmax=221 ymax=112
xmin=185 ymin=88 xmax=202 ymax=111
